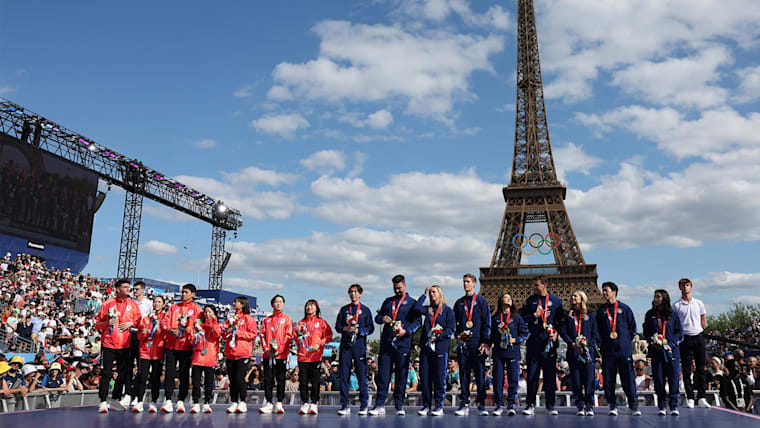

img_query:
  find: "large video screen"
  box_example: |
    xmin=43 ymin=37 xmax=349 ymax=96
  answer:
xmin=0 ymin=132 xmax=98 ymax=253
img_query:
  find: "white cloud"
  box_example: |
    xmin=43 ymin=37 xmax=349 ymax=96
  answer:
xmin=310 ymin=168 xmax=503 ymax=237
xmin=268 ymin=20 xmax=504 ymax=119
xmin=577 ymin=106 xmax=760 ymax=159
xmin=250 ymin=113 xmax=310 ymax=138
xmin=735 ymin=65 xmax=760 ymax=103
xmin=267 ymin=85 xmax=294 ymax=101
xmin=192 ymin=139 xmax=219 ymax=149
xmin=553 ymin=142 xmax=603 ymax=183
xmin=367 ymin=109 xmax=394 ymax=129
xmin=233 ymin=84 xmax=256 ymax=98
xmin=610 ymin=46 xmax=732 ymax=108
xmin=221 ymin=166 xmax=298 ymax=188
xmin=300 ymin=150 xmax=346 ymax=173
xmin=224 ymin=277 xmax=284 ymax=291
xmin=143 ymin=240 xmax=178 ymax=255
xmin=534 ymin=0 xmax=760 ymax=101
xmin=143 ymin=203 xmax=194 ymax=222
xmin=399 ymin=0 xmax=510 ymax=31
xmin=348 ymin=152 xmax=367 ymax=178
xmin=0 ymin=86 xmax=16 ymax=95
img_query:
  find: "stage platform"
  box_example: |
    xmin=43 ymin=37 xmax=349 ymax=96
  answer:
xmin=1 ymin=405 xmax=759 ymax=428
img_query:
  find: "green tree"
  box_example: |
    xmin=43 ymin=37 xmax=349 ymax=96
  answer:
xmin=705 ymin=303 xmax=760 ymax=333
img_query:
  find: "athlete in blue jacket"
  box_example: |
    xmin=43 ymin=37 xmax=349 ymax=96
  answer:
xmin=643 ymin=289 xmax=684 ymax=416
xmin=596 ymin=281 xmax=640 ymax=416
xmin=335 ymin=283 xmax=375 ymax=415
xmin=490 ymin=293 xmax=529 ymax=416
xmin=412 ymin=285 xmax=455 ymax=416
xmin=558 ymin=290 xmax=600 ymax=416
xmin=369 ymin=275 xmax=420 ymax=416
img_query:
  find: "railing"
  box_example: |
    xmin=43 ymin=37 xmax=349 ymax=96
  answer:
xmin=0 ymin=326 xmax=38 ymax=353
xmin=4 ymin=389 xmax=758 ymax=414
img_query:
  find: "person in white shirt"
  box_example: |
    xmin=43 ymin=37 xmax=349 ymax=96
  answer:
xmin=671 ymin=278 xmax=710 ymax=409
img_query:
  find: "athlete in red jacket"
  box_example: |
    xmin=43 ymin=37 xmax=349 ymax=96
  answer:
xmin=189 ymin=305 xmax=221 ymax=413
xmin=159 ymin=283 xmax=202 ymax=413
xmin=95 ymin=279 xmax=141 ymax=413
xmin=295 ymin=300 xmax=333 ymax=414
xmin=133 ymin=295 xmax=167 ymax=413
xmin=259 ymin=295 xmax=293 ymax=414
xmin=222 ymin=296 xmax=258 ymax=414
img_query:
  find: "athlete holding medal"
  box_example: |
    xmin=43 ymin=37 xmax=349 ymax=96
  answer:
xmin=596 ymin=281 xmax=640 ymax=416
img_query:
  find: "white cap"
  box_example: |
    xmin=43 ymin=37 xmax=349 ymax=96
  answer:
xmin=22 ymin=364 xmax=38 ymax=376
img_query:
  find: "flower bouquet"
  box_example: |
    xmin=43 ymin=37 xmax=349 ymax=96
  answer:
xmin=498 ymin=322 xmax=512 ymax=349
xmin=427 ymin=324 xmax=443 ymax=351
xmin=107 ymin=307 xmax=119 ymax=335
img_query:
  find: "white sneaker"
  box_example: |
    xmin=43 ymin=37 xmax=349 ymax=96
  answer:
xmin=237 ymin=402 xmax=248 ymax=413
xmin=203 ymin=404 xmax=212 ymax=413
xmin=507 ymin=408 xmax=517 ymax=416
xmin=259 ymin=401 xmax=273 ymax=414
xmin=176 ymin=401 xmax=186 ymax=413
xmin=431 ymin=407 xmax=444 ymax=416
xmin=161 ymin=400 xmax=174 ymax=413
xmin=149 ymin=404 xmax=158 ymax=413
xmin=577 ymin=409 xmax=586 ymax=416
xmin=658 ymin=408 xmax=667 ymax=416
xmin=120 ymin=395 xmax=132 ymax=408
xmin=98 ymin=401 xmax=109 ymax=413
xmin=133 ymin=402 xmax=144 ymax=413
xmin=300 ymin=403 xmax=310 ymax=415
xmin=227 ymin=402 xmax=239 ymax=413
xmin=550 ymin=409 xmax=559 ymax=416
xmin=671 ymin=408 xmax=680 ymax=416
xmin=338 ymin=405 xmax=351 ymax=415
xmin=522 ymin=406 xmax=534 ymax=415
xmin=585 ymin=408 xmax=594 ymax=416
xmin=632 ymin=409 xmax=642 ymax=416
xmin=418 ymin=407 xmax=429 ymax=416
xmin=369 ymin=406 xmax=385 ymax=416
xmin=275 ymin=402 xmax=284 ymax=414
xmin=608 ymin=408 xmax=618 ymax=416
xmin=455 ymin=405 xmax=469 ymax=416
xmin=686 ymin=399 xmax=695 ymax=408
xmin=309 ymin=404 xmax=318 ymax=415
xmin=190 ymin=404 xmax=200 ymax=414
xmin=358 ymin=407 xmax=368 ymax=415
xmin=131 ymin=397 xmax=140 ymax=407
xmin=492 ymin=407 xmax=504 ymax=416
xmin=396 ymin=408 xmax=405 ymax=415
xmin=697 ymin=398 xmax=711 ymax=408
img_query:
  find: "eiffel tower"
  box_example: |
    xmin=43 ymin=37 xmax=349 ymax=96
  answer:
xmin=479 ymin=0 xmax=602 ymax=309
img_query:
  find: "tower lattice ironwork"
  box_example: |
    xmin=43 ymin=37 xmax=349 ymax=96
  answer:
xmin=479 ymin=0 xmax=602 ymax=309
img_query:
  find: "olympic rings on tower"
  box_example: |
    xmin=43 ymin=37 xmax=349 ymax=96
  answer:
xmin=511 ymin=232 xmax=561 ymax=256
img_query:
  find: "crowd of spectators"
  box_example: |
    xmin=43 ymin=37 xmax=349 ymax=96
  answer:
xmin=1 ymin=252 xmax=759 ymax=406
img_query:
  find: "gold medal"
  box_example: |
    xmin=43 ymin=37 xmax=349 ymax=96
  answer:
xmin=465 ymin=321 xmax=473 ymax=328
xmin=543 ymin=322 xmax=548 ymax=329
xmin=610 ymin=332 xmax=618 ymax=339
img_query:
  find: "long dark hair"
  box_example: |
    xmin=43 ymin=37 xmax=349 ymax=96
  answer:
xmin=646 ymin=289 xmax=673 ymax=319
xmin=234 ymin=296 xmax=251 ymax=314
xmin=493 ymin=293 xmax=517 ymax=315
xmin=303 ymin=299 xmax=321 ymax=320
xmin=201 ymin=305 xmax=218 ymax=323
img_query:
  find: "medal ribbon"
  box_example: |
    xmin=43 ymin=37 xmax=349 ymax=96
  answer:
xmin=540 ymin=293 xmax=549 ymax=325
xmin=349 ymin=303 xmax=360 ymax=318
xmin=574 ymin=311 xmax=582 ymax=336
xmin=391 ymin=293 xmax=407 ymax=321
xmin=605 ymin=301 xmax=619 ymax=334
xmin=657 ymin=313 xmax=667 ymax=336
xmin=464 ymin=293 xmax=477 ymax=326
xmin=500 ymin=311 xmax=511 ymax=329
xmin=429 ymin=305 xmax=442 ymax=328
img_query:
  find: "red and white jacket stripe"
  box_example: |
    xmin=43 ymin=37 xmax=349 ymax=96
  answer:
xmin=259 ymin=311 xmax=293 ymax=360
xmin=137 ymin=312 xmax=166 ymax=360
xmin=221 ymin=311 xmax=258 ymax=361
xmin=161 ymin=300 xmax=203 ymax=351
xmin=95 ymin=297 xmax=142 ymax=350
xmin=295 ymin=315 xmax=333 ymax=363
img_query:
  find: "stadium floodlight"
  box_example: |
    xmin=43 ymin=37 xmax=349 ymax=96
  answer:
xmin=217 ymin=203 xmax=228 ymax=213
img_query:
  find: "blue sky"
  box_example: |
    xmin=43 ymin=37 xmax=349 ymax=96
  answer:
xmin=3 ymin=0 xmax=760 ymax=327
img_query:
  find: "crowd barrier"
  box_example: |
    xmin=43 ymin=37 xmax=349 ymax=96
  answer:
xmin=5 ymin=389 xmax=758 ymax=414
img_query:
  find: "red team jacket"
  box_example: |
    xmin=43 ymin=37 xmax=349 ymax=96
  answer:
xmin=189 ymin=318 xmax=221 ymax=367
xmin=161 ymin=300 xmax=203 ymax=351
xmin=221 ymin=311 xmax=258 ymax=361
xmin=137 ymin=312 xmax=166 ymax=360
xmin=96 ymin=297 xmax=142 ymax=349
xmin=260 ymin=311 xmax=293 ymax=360
xmin=295 ymin=315 xmax=333 ymax=363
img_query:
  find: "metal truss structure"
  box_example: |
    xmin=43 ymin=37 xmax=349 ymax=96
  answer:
xmin=480 ymin=0 xmax=602 ymax=309
xmin=0 ymin=98 xmax=242 ymax=287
